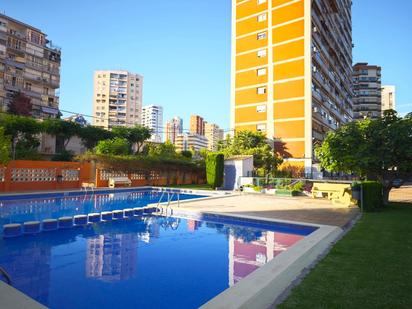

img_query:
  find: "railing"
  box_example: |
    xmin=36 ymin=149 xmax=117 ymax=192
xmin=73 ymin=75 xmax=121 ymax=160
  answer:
xmin=156 ymin=190 xmax=181 ymax=215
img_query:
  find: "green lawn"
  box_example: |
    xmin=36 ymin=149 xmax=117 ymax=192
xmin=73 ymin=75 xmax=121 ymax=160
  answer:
xmin=279 ymin=203 xmax=412 ymax=309
xmin=165 ymin=184 xmax=214 ymax=191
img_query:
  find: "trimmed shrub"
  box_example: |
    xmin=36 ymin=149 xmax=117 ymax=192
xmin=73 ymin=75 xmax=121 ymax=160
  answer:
xmin=206 ymin=153 xmax=224 ymax=189
xmin=360 ymin=181 xmax=383 ymax=212
xmin=180 ymin=150 xmax=193 ymax=159
xmin=52 ymin=150 xmax=74 ymax=162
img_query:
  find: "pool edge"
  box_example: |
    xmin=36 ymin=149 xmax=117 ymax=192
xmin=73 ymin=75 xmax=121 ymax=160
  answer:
xmin=0 ymin=282 xmax=47 ymax=309
xmin=200 ymin=221 xmax=343 ymax=309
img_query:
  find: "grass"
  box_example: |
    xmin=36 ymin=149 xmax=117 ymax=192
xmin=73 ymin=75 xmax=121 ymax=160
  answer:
xmin=165 ymin=184 xmax=214 ymax=191
xmin=279 ymin=202 xmax=412 ymax=309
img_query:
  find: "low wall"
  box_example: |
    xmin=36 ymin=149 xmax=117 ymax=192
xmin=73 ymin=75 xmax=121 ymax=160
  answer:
xmin=0 ymin=160 xmax=92 ymax=192
xmin=0 ymin=160 xmax=205 ymax=193
xmin=95 ymin=169 xmax=204 ymax=188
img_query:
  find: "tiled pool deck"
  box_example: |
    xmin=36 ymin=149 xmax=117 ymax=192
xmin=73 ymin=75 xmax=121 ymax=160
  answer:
xmin=173 ymin=193 xmax=360 ymax=229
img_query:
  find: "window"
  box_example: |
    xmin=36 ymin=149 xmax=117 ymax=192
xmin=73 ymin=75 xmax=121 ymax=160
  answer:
xmin=257 ymin=68 xmax=267 ymax=76
xmin=256 ymin=105 xmax=266 ymax=113
xmin=257 ymin=14 xmax=267 ymax=22
xmin=257 ymin=124 xmax=266 ymax=132
xmin=257 ymin=49 xmax=267 ymax=58
xmin=257 ymin=87 xmax=266 ymax=94
xmin=257 ymin=32 xmax=266 ymax=40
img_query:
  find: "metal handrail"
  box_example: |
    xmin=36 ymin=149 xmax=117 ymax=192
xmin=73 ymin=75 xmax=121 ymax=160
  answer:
xmin=156 ymin=191 xmax=181 ymax=216
xmin=0 ymin=267 xmax=12 ymax=286
xmin=156 ymin=191 xmax=166 ymax=213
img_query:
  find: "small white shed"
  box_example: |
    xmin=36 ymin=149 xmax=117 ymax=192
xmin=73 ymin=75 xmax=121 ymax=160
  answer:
xmin=223 ymin=155 xmax=254 ymax=190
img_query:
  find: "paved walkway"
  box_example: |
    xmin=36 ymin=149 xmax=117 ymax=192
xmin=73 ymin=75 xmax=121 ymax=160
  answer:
xmin=177 ymin=194 xmax=359 ymax=228
xmin=390 ymin=184 xmax=412 ymax=203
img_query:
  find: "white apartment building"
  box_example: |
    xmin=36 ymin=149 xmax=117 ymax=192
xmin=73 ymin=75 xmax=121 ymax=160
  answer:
xmin=142 ymin=105 xmax=163 ymax=143
xmin=92 ymin=70 xmax=143 ymax=129
xmin=204 ymin=123 xmax=224 ymax=151
xmin=381 ymin=85 xmax=396 ymax=113
xmin=175 ymin=133 xmax=208 ymax=152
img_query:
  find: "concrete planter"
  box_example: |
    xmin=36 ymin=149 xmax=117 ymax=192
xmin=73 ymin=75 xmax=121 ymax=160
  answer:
xmin=275 ymin=189 xmax=300 ymax=197
xmin=243 ymin=187 xmax=256 ymax=193
xmin=352 ymin=187 xmax=361 ymax=200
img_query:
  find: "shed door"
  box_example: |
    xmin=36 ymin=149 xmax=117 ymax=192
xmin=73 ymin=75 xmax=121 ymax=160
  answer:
xmin=224 ymin=163 xmax=237 ymax=190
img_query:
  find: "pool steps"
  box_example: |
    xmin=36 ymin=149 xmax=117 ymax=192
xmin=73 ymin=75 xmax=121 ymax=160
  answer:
xmin=2 ymin=206 xmax=157 ymax=238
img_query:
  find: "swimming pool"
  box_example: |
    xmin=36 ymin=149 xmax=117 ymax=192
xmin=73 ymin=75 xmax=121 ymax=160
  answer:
xmin=0 ymin=189 xmax=207 ymax=227
xmin=0 ymin=213 xmax=317 ymax=308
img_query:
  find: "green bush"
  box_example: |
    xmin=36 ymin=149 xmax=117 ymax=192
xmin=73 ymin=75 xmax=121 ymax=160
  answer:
xmin=95 ymin=137 xmax=130 ymax=156
xmin=360 ymin=181 xmax=383 ymax=212
xmin=52 ymin=150 xmax=74 ymax=162
xmin=180 ymin=150 xmax=193 ymax=159
xmin=206 ymin=153 xmax=224 ymax=189
xmin=291 ymin=181 xmax=305 ymax=192
xmin=0 ymin=127 xmax=11 ymax=164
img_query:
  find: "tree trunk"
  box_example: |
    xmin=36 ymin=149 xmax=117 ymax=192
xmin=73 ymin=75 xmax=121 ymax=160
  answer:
xmin=382 ymin=185 xmax=391 ymax=206
xmin=12 ymin=137 xmax=17 ymax=160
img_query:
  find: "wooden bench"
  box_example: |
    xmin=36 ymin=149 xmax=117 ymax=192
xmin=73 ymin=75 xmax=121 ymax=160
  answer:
xmin=109 ymin=177 xmax=132 ymax=188
xmin=81 ymin=182 xmax=95 ymax=189
xmin=311 ymin=182 xmax=353 ymax=207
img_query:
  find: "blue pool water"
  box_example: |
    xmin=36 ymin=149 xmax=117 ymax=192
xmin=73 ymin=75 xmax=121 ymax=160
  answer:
xmin=0 ymin=189 xmax=207 ymax=226
xmin=0 ymin=214 xmax=316 ymax=308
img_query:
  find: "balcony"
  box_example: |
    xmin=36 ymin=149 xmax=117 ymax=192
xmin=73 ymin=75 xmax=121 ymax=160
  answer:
xmin=24 ymin=71 xmax=43 ymax=82
xmin=45 ymin=40 xmax=62 ymax=53
xmin=5 ymin=57 xmax=25 ymax=69
xmin=25 ymin=61 xmax=44 ymax=71
xmin=23 ymin=88 xmax=42 ymax=99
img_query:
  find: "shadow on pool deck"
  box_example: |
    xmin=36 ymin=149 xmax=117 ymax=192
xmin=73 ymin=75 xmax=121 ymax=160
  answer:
xmin=175 ymin=194 xmax=360 ymax=228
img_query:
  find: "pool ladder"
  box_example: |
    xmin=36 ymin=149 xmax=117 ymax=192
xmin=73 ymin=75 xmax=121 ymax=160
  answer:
xmin=156 ymin=191 xmax=180 ymax=215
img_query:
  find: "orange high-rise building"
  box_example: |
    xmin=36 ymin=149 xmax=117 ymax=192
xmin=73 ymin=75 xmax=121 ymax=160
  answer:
xmin=231 ymin=0 xmax=353 ymax=173
xmin=190 ymin=115 xmax=205 ymax=136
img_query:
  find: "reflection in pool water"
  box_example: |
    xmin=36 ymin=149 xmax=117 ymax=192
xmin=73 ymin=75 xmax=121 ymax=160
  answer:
xmin=0 ymin=215 xmax=311 ymax=309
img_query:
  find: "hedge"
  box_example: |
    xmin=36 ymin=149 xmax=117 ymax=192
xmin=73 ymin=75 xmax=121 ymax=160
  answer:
xmin=206 ymin=153 xmax=224 ymax=189
xmin=360 ymin=181 xmax=383 ymax=212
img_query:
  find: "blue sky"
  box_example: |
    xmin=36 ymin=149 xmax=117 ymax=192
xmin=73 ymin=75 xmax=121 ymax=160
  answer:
xmin=1 ymin=0 xmax=411 ymax=131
